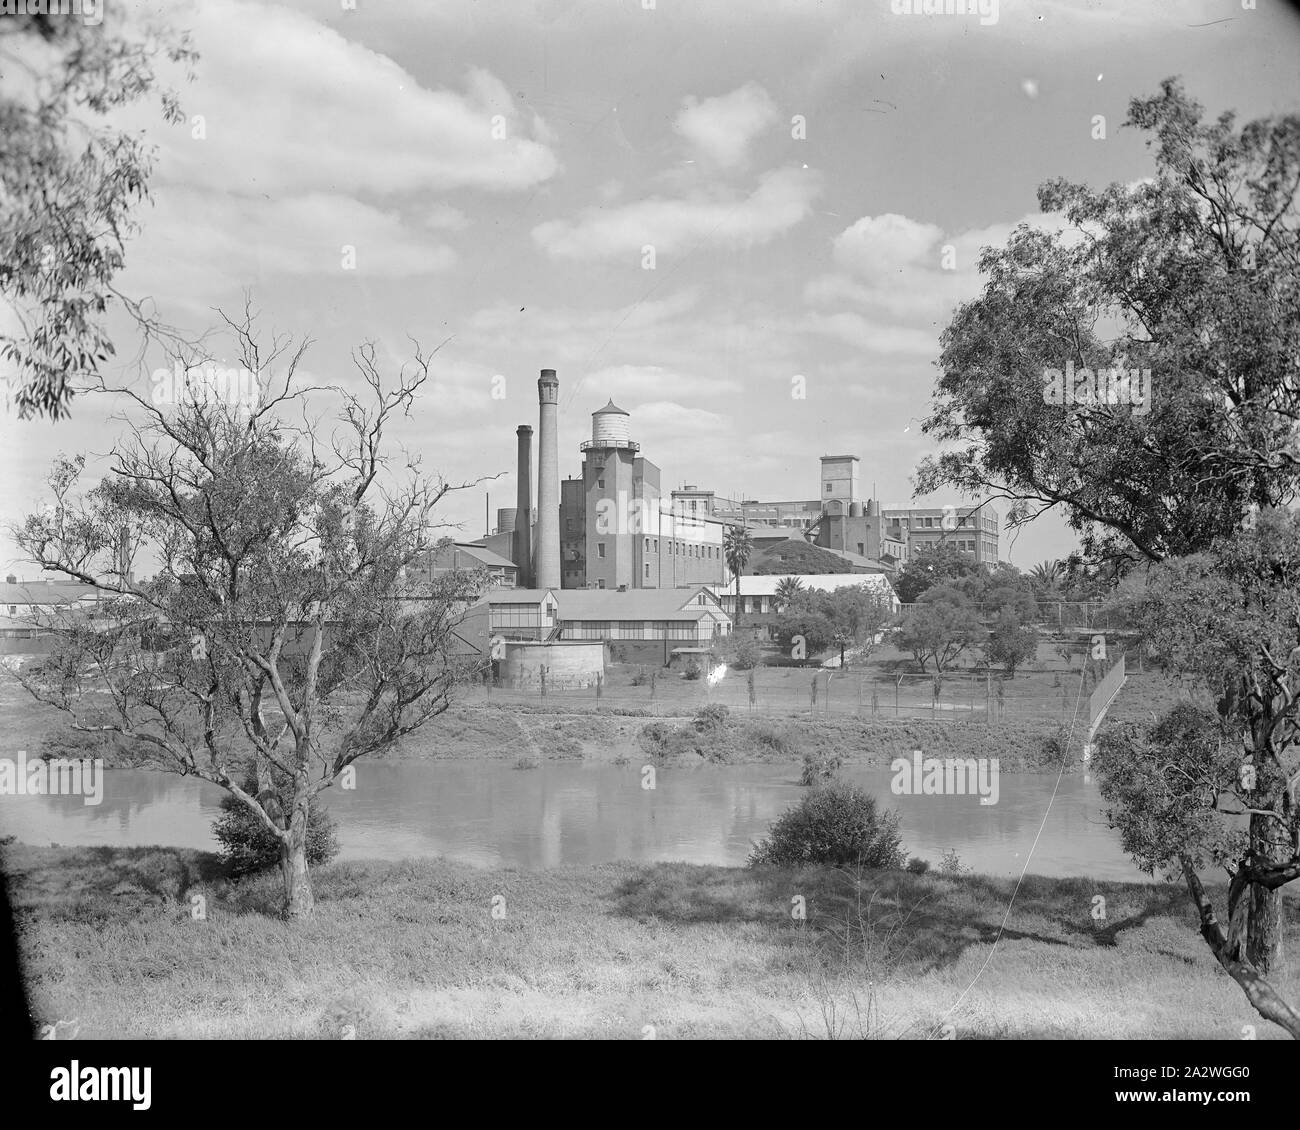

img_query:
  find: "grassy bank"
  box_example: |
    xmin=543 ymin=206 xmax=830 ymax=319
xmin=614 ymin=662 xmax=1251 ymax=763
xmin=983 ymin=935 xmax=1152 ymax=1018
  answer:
xmin=396 ymin=704 xmax=1074 ymax=772
xmin=0 ymin=668 xmax=1183 ymax=774
xmin=7 ymin=844 xmax=1297 ymax=1039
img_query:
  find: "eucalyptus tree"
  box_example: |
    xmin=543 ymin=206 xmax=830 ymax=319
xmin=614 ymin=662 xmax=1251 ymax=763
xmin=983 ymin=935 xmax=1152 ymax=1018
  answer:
xmin=12 ymin=311 xmax=487 ymax=918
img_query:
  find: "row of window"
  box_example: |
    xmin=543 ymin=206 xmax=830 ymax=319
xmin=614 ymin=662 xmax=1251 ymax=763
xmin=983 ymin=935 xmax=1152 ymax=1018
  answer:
xmin=589 ymin=539 xmax=721 ymax=559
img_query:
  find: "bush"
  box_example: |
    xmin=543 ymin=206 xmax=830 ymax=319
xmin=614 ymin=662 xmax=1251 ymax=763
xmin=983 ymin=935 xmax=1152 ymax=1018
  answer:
xmin=937 ymin=847 xmax=970 ymax=877
xmin=906 ymin=856 xmax=930 ymax=874
xmin=753 ymin=725 xmax=794 ymax=757
xmin=800 ymin=751 xmax=843 ymax=786
xmin=212 ymin=771 xmax=340 ymax=879
xmin=748 ymin=783 xmax=906 ymax=868
xmin=682 ymin=659 xmax=703 ymax=681
xmin=729 ymin=634 xmax=763 ymax=671
xmin=694 ymin=703 xmax=730 ymax=733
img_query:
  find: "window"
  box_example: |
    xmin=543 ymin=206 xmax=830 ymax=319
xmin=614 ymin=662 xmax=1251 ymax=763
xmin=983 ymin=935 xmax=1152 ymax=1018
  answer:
xmin=645 ymin=563 xmax=650 ymax=578
xmin=654 ymin=539 xmax=658 ymax=552
xmin=644 ymin=537 xmax=650 ymax=551
xmin=597 ymin=579 xmax=606 ymax=589
xmin=825 ymin=483 xmax=833 ymax=493
xmin=566 ymin=518 xmax=573 ymax=531
xmin=597 ymin=478 xmax=605 ymax=489
xmin=597 ymin=543 xmax=606 ymax=558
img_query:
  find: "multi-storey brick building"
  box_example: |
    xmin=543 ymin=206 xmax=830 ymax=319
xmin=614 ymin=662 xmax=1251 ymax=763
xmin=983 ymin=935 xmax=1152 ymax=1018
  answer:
xmin=559 ymin=401 xmax=727 ymax=590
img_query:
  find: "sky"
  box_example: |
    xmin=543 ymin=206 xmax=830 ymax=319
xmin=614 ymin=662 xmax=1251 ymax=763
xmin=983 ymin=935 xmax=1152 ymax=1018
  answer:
xmin=3 ymin=0 xmax=1300 ymax=576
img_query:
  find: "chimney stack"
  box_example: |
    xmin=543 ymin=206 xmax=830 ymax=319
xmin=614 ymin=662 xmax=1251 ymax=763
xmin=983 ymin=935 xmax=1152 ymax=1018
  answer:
xmin=535 ymin=369 xmax=561 ymax=591
xmin=514 ymin=425 xmax=533 ymax=588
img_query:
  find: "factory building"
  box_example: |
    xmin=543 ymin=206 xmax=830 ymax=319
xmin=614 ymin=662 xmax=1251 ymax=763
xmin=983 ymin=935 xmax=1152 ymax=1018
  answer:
xmin=558 ymin=400 xmax=727 ymax=590
xmin=710 ymin=456 xmax=908 ymax=570
xmin=878 ymin=504 xmax=1000 ymax=564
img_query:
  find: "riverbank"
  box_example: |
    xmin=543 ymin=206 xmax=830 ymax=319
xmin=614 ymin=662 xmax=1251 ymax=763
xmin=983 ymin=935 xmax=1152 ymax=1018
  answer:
xmin=385 ymin=704 xmax=1076 ymax=772
xmin=7 ymin=844 xmax=1295 ymax=1039
xmin=2 ymin=673 xmax=1167 ymax=774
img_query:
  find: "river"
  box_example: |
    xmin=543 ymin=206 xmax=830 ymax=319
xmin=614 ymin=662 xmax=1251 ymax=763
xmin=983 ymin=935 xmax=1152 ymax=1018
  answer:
xmin=0 ymin=761 xmax=1150 ymax=880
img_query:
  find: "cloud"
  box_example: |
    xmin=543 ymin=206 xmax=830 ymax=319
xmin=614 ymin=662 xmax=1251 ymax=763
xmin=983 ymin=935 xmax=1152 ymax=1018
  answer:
xmin=121 ymin=189 xmax=457 ymax=307
xmin=583 ymin=365 xmax=742 ymax=399
xmin=137 ymin=0 xmax=558 ymax=197
xmin=532 ymin=166 xmax=821 ymax=259
xmin=673 ymin=83 xmax=779 ymax=169
xmin=800 ymin=312 xmax=941 ymax=357
xmin=832 ymin=213 xmax=945 ymax=280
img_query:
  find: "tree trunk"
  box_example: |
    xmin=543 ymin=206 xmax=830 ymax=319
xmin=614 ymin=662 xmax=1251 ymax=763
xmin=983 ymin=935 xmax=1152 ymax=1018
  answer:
xmin=280 ymin=805 xmax=314 ymax=919
xmin=1184 ymin=857 xmax=1300 ymax=1038
xmin=1247 ymin=813 xmax=1285 ymax=971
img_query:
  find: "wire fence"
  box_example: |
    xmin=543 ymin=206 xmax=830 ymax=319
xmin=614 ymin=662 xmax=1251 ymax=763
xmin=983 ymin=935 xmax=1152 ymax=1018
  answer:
xmin=895 ymin=601 xmax=1130 ymax=631
xmin=462 ymin=665 xmax=1107 ymax=724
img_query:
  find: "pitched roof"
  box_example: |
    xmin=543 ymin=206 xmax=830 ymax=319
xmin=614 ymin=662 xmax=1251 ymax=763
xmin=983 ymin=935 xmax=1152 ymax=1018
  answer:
xmin=0 ymin=579 xmax=106 ymax=605
xmin=450 ymin=543 xmax=517 ymax=570
xmin=484 ymin=588 xmax=558 ymax=605
xmin=593 ymin=399 xmax=629 ymax=416
xmin=708 ymin=574 xmax=898 ymax=600
xmin=556 ymin=586 xmax=724 ymax=621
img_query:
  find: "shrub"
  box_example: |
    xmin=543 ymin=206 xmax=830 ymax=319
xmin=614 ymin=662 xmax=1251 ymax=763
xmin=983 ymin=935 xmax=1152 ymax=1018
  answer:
xmin=694 ymin=703 xmax=730 ymax=732
xmin=906 ymin=856 xmax=930 ymax=874
xmin=212 ymin=771 xmax=340 ymax=879
xmin=753 ymin=725 xmax=794 ymax=757
xmin=729 ymin=634 xmax=763 ymax=671
xmin=937 ymin=847 xmax=970 ymax=877
xmin=800 ymin=751 xmax=843 ymax=786
xmin=748 ymin=783 xmax=906 ymax=868
xmin=682 ymin=659 xmax=703 ymax=681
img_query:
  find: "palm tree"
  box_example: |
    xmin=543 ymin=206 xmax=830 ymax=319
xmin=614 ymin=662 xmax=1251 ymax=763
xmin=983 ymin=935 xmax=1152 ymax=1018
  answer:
xmin=773 ymin=575 xmax=805 ymax=611
xmin=1029 ymin=559 xmax=1063 ymax=595
xmin=724 ymin=524 xmax=753 ymax=626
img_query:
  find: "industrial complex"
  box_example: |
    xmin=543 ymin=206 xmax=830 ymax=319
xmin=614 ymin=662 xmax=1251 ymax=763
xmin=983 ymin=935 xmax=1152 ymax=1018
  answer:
xmin=428 ymin=368 xmax=1000 ymax=686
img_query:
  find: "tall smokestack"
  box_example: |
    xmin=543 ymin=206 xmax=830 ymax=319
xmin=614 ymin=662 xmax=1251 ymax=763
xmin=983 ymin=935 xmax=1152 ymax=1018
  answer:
xmin=536 ymin=368 xmax=560 ymax=591
xmin=514 ymin=424 xmax=533 ymax=589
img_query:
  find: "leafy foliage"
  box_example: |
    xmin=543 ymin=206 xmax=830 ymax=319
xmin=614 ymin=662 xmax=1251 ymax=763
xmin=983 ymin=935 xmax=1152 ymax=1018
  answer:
xmin=749 ymin=783 xmax=906 ymax=869
xmin=0 ymin=13 xmax=196 ymax=418
xmin=918 ymin=78 xmax=1300 ymax=574
xmin=213 ymin=773 xmax=339 ymax=880
xmin=892 ymin=584 xmax=983 ymax=672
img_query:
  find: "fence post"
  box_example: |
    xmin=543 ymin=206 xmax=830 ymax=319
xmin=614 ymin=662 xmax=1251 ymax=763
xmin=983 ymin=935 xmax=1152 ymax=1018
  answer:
xmin=541 ymin=665 xmax=547 ymax=700
xmin=810 ymin=673 xmax=818 ymax=710
xmin=596 ymin=671 xmax=602 ymax=701
xmin=895 ymin=676 xmax=900 ymax=717
xmin=872 ymin=685 xmax=879 ymax=718
xmin=748 ymin=669 xmax=756 ymax=711
xmin=650 ymin=669 xmax=657 ymax=701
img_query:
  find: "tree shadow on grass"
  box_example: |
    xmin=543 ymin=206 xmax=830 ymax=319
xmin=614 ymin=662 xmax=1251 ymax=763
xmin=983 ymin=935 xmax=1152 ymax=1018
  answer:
xmin=608 ymin=862 xmax=1199 ymax=975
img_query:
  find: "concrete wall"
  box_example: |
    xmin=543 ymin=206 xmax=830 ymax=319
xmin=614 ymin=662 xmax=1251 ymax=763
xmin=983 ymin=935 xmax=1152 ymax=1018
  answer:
xmin=500 ymin=639 xmax=606 ymax=689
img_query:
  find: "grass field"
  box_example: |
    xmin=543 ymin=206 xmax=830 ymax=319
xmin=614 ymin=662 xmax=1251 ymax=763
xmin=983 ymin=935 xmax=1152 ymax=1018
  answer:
xmin=8 ymin=843 xmax=1296 ymax=1039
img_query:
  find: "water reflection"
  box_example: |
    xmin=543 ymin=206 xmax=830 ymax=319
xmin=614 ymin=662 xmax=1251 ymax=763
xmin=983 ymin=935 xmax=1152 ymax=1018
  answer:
xmin=0 ymin=762 xmax=1148 ymax=880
